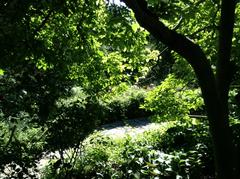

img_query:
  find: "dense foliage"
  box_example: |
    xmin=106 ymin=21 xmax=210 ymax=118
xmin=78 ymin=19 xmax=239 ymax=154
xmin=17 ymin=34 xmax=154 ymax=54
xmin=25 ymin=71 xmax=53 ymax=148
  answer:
xmin=41 ymin=120 xmax=213 ymax=178
xmin=143 ymin=75 xmax=204 ymax=121
xmin=1 ymin=0 xmax=240 ymax=178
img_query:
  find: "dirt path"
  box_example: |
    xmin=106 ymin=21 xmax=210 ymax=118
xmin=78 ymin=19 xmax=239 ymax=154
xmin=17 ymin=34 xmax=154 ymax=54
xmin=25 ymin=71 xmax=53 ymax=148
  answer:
xmin=100 ymin=117 xmax=162 ymax=138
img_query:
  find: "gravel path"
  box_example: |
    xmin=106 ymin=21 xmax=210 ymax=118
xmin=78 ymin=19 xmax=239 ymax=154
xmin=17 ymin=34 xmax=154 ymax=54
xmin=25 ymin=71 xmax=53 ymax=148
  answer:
xmin=100 ymin=117 xmax=162 ymax=138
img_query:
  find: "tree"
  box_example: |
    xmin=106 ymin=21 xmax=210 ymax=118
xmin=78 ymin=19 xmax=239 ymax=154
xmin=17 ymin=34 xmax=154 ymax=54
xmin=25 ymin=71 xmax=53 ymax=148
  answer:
xmin=120 ymin=0 xmax=238 ymax=178
xmin=0 ymin=0 xmax=156 ymax=176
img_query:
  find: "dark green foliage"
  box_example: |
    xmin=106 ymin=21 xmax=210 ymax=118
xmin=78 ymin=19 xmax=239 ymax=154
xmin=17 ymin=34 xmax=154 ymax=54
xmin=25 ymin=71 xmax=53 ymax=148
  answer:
xmin=159 ymin=122 xmax=211 ymax=152
xmin=102 ymin=85 xmax=150 ymax=123
xmin=157 ymin=122 xmax=214 ymax=178
xmin=0 ymin=115 xmax=47 ymax=178
xmin=45 ymin=97 xmax=101 ymax=152
xmin=0 ymin=66 xmax=67 ymax=177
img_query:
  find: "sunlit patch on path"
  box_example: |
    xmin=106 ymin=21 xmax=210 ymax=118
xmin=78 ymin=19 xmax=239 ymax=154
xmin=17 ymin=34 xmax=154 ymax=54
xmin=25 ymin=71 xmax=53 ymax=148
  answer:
xmin=100 ymin=118 xmax=163 ymax=138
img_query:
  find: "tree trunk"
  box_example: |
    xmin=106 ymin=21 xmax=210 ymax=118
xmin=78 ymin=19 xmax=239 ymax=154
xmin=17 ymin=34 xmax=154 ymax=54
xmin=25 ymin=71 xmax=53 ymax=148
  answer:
xmin=214 ymin=0 xmax=236 ymax=178
xmin=121 ymin=0 xmax=237 ymax=178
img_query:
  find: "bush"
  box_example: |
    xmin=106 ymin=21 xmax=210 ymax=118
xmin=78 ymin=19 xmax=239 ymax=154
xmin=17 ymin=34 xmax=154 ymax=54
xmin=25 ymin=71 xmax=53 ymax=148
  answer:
xmin=0 ymin=113 xmax=47 ymax=178
xmin=157 ymin=121 xmax=214 ymax=178
xmin=46 ymin=93 xmax=104 ymax=152
xmin=101 ymin=83 xmax=150 ymax=123
xmin=143 ymin=75 xmax=204 ymax=122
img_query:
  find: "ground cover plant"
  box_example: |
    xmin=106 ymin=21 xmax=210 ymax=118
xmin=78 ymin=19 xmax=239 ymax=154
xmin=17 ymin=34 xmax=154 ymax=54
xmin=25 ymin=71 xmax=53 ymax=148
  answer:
xmin=40 ymin=119 xmax=216 ymax=179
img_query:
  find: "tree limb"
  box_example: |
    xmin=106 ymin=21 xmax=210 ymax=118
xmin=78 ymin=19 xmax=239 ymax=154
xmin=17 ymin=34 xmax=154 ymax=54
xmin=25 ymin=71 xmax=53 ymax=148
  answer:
xmin=121 ymin=0 xmax=217 ymax=100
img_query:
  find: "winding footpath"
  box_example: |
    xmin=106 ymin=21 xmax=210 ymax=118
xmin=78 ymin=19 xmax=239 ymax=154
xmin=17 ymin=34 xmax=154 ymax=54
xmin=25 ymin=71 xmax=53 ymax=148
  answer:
xmin=100 ymin=117 xmax=162 ymax=138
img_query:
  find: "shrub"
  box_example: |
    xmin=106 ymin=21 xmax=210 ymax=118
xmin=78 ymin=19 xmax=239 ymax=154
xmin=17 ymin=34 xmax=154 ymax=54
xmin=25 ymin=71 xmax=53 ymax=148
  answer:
xmin=101 ymin=83 xmax=150 ymax=123
xmin=157 ymin=121 xmax=214 ymax=178
xmin=143 ymin=75 xmax=204 ymax=122
xmin=45 ymin=95 xmax=103 ymax=152
xmin=0 ymin=113 xmax=46 ymax=178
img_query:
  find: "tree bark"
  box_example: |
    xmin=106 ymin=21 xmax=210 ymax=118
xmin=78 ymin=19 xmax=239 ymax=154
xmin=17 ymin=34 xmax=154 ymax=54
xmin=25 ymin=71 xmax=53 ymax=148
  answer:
xmin=121 ymin=0 xmax=237 ymax=178
xmin=216 ymin=0 xmax=237 ymax=177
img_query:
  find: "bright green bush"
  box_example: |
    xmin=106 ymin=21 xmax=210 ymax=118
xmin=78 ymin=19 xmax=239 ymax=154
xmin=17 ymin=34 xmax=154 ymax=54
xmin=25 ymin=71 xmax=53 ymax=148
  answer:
xmin=143 ymin=75 xmax=204 ymax=121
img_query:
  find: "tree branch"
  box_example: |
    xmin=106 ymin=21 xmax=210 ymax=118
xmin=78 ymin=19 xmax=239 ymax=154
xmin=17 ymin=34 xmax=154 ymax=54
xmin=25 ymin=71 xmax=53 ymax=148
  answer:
xmin=121 ymin=0 xmax=217 ymax=95
xmin=121 ymin=2 xmax=228 ymax=139
xmin=5 ymin=125 xmax=16 ymax=150
xmin=33 ymin=9 xmax=54 ymax=36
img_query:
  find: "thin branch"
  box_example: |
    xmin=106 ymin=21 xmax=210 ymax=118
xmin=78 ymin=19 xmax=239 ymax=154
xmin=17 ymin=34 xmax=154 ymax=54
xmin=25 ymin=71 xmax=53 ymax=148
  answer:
xmin=189 ymin=25 xmax=219 ymax=38
xmin=29 ymin=127 xmax=48 ymax=144
xmin=173 ymin=16 xmax=183 ymax=31
xmin=33 ymin=9 xmax=54 ymax=36
xmin=158 ymin=46 xmax=168 ymax=57
xmin=5 ymin=125 xmax=16 ymax=149
xmin=189 ymin=114 xmax=207 ymax=119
